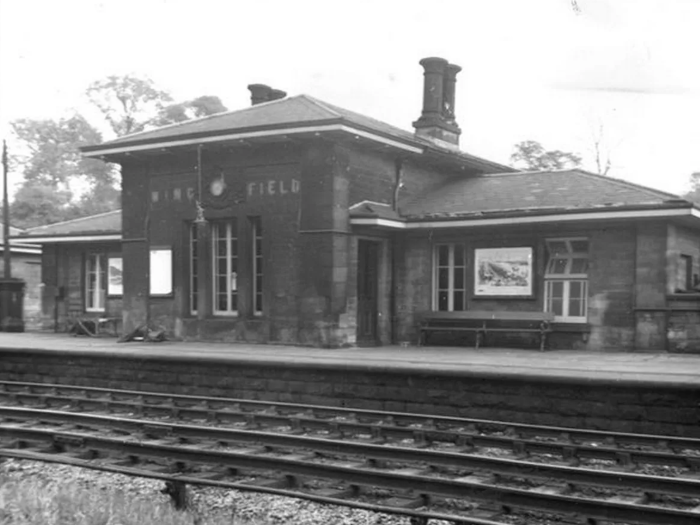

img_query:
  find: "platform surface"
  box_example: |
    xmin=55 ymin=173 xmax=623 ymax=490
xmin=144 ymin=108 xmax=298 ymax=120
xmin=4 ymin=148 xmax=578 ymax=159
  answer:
xmin=0 ymin=332 xmax=699 ymax=387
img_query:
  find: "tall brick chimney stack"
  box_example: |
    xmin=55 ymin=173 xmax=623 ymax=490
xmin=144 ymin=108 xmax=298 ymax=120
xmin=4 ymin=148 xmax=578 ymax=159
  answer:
xmin=412 ymin=57 xmax=462 ymax=148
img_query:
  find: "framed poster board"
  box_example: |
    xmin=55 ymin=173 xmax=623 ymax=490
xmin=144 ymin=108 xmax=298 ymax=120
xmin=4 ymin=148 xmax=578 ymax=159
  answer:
xmin=107 ymin=257 xmax=123 ymax=296
xmin=474 ymin=247 xmax=533 ymax=297
xmin=149 ymin=247 xmax=173 ymax=296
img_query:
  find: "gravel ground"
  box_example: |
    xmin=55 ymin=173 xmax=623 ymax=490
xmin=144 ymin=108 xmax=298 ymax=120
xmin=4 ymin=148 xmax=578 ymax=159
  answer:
xmin=0 ymin=459 xmax=413 ymax=525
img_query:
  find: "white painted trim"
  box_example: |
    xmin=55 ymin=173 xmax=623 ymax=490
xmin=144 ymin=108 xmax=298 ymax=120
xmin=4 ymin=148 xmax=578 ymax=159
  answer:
xmin=2 ymin=248 xmax=42 ymax=255
xmin=349 ymin=200 xmax=393 ymax=210
xmin=15 ymin=234 xmax=122 ymax=243
xmin=338 ymin=125 xmax=423 ymax=153
xmin=351 ymin=207 xmax=698 ymax=230
xmin=83 ymin=124 xmax=424 ymax=157
xmin=351 ymin=218 xmax=407 ymax=229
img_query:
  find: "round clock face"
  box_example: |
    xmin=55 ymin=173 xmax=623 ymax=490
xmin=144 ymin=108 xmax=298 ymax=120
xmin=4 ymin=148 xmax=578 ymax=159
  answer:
xmin=210 ymin=178 xmax=226 ymax=197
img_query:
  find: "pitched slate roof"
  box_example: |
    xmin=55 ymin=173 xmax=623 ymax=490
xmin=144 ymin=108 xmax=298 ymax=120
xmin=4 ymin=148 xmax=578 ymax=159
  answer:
xmin=81 ymin=95 xmax=513 ymax=173
xmin=20 ymin=209 xmax=121 ymax=239
xmin=400 ymin=169 xmax=688 ymax=220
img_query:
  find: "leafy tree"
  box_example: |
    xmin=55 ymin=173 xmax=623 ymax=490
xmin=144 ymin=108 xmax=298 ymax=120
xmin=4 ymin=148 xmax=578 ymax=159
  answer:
xmin=11 ymin=115 xmax=113 ymax=189
xmin=155 ymin=95 xmax=227 ymax=126
xmin=10 ymin=184 xmax=77 ymax=229
xmin=86 ymin=75 xmax=173 ymax=137
xmin=9 ymin=114 xmax=119 ymax=228
xmin=10 ymin=75 xmax=222 ymax=229
xmin=510 ymin=140 xmax=582 ymax=171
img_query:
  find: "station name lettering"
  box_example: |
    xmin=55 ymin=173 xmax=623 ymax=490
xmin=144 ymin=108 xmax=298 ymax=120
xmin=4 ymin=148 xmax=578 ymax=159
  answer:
xmin=247 ymin=179 xmax=300 ymax=197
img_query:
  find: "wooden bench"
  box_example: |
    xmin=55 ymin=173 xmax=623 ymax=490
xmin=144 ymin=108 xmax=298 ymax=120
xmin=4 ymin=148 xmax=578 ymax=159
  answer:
xmin=419 ymin=311 xmax=555 ymax=351
xmin=68 ymin=317 xmax=120 ymax=337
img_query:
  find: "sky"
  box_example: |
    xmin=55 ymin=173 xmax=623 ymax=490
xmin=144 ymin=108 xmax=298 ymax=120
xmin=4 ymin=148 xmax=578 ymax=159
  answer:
xmin=1 ymin=0 xmax=699 ymax=195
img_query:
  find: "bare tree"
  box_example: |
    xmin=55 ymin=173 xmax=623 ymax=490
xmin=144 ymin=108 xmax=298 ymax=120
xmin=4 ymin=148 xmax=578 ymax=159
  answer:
xmin=590 ymin=122 xmax=613 ymax=176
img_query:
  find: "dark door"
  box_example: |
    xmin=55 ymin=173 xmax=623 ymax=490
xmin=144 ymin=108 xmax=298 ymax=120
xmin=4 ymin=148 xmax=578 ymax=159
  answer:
xmin=357 ymin=240 xmax=379 ymax=345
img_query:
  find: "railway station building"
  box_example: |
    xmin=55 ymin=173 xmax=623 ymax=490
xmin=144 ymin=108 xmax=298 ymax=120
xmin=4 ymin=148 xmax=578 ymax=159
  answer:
xmin=19 ymin=58 xmax=700 ymax=353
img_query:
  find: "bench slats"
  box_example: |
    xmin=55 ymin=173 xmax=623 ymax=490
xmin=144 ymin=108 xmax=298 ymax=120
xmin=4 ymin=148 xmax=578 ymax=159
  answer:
xmin=419 ymin=310 xmax=553 ymax=351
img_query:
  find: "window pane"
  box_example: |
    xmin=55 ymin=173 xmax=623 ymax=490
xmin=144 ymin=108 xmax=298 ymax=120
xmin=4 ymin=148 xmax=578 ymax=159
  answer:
xmin=437 ymin=245 xmax=449 ymax=266
xmin=453 ymin=267 xmax=464 ymax=289
xmin=454 ymin=245 xmax=464 ymax=266
xmin=570 ymin=258 xmax=589 ymax=274
xmin=438 ymin=268 xmax=449 ymax=289
xmin=568 ymin=281 xmax=586 ymax=317
xmin=571 ymin=240 xmax=589 ymax=253
xmin=548 ymin=241 xmax=567 ymax=255
xmin=547 ymin=281 xmax=564 ymax=316
xmin=453 ymin=291 xmax=464 ymax=311
xmin=438 ymin=291 xmax=448 ymax=311
xmin=548 ymin=258 xmax=568 ymax=275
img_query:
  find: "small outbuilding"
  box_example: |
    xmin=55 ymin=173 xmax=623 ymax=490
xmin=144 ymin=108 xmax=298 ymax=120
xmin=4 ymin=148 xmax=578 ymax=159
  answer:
xmin=17 ymin=210 xmax=122 ymax=331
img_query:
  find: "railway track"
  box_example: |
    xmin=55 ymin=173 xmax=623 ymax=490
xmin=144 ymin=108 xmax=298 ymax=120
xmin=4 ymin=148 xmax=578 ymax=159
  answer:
xmin=0 ymin=380 xmax=699 ymax=524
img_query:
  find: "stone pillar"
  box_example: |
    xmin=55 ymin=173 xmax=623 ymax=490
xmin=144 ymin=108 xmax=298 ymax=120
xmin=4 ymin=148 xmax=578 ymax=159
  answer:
xmin=297 ymin=141 xmax=351 ymax=347
xmin=634 ymin=223 xmax=668 ymax=350
xmin=196 ymin=219 xmax=211 ymax=321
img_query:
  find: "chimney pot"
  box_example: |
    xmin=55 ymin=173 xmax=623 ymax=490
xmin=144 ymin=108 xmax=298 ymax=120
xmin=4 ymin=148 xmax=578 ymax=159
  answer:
xmin=417 ymin=57 xmax=448 ymax=119
xmin=268 ymin=89 xmax=287 ymax=101
xmin=443 ymin=63 xmax=462 ymax=122
xmin=248 ymin=84 xmax=272 ymax=105
xmin=412 ymin=57 xmax=462 ymax=148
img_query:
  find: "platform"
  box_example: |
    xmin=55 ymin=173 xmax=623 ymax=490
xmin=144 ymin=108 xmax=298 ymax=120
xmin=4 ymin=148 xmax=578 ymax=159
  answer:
xmin=0 ymin=332 xmax=698 ymax=388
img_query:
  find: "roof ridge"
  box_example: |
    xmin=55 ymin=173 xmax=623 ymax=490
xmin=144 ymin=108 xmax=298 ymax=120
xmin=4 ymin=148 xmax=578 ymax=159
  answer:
xmin=298 ymin=95 xmax=344 ymax=118
xmin=24 ymin=209 xmax=122 ymax=232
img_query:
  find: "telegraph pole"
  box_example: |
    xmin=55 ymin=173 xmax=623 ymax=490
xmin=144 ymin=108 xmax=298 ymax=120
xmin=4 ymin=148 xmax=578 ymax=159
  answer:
xmin=2 ymin=139 xmax=10 ymax=279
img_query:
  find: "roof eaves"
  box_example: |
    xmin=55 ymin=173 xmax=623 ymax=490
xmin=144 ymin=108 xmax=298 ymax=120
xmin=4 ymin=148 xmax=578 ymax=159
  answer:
xmin=23 ymin=209 xmax=122 ymax=234
xmin=403 ymin=201 xmax=694 ymax=222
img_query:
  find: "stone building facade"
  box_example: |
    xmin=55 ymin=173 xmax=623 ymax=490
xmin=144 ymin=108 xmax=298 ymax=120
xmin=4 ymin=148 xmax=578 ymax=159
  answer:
xmin=20 ymin=57 xmax=700 ymax=352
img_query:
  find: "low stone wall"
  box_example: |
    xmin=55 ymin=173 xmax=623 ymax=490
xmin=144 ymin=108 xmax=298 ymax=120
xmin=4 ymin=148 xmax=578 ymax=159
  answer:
xmin=0 ymin=350 xmax=697 ymax=437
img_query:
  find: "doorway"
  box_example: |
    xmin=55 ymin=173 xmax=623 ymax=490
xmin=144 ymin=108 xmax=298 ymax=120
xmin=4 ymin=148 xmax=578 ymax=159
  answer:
xmin=357 ymin=239 xmax=379 ymax=345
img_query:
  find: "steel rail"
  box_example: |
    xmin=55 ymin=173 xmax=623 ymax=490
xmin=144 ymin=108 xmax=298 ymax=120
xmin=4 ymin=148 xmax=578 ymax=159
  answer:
xmin=1 ymin=385 xmax=698 ymax=471
xmin=1 ymin=405 xmax=698 ymax=499
xmin=0 ymin=448 xmax=505 ymax=525
xmin=2 ymin=380 xmax=699 ymax=452
xmin=1 ymin=423 xmax=698 ymax=525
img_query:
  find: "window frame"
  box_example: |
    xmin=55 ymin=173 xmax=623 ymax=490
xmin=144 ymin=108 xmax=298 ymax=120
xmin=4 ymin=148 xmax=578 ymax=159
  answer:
xmin=676 ymin=254 xmax=693 ymax=292
xmin=250 ymin=217 xmax=263 ymax=316
xmin=544 ymin=237 xmax=589 ymax=323
xmin=432 ymin=243 xmax=467 ymax=312
xmin=85 ymin=252 xmax=106 ymax=313
xmin=189 ymin=223 xmax=198 ymax=315
xmin=211 ymin=218 xmax=238 ymax=316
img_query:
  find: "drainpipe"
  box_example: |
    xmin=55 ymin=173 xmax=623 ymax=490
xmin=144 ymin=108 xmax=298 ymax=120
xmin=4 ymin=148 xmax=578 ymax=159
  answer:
xmin=390 ymin=158 xmax=403 ymax=343
xmin=54 ymin=244 xmax=59 ymax=332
